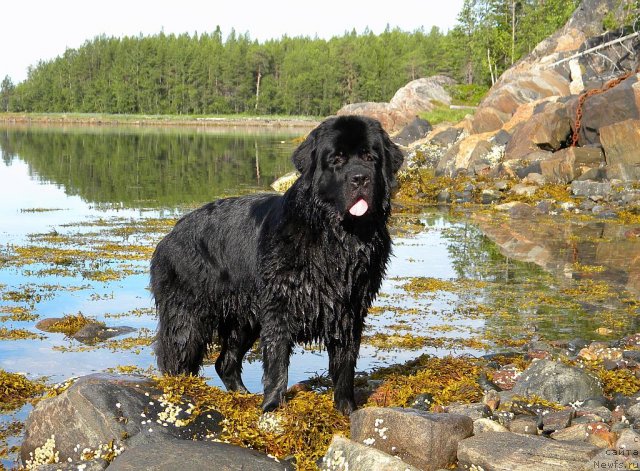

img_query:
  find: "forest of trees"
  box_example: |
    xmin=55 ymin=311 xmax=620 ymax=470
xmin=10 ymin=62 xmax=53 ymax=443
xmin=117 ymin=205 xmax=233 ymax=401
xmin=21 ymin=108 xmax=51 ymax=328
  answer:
xmin=0 ymin=0 xmax=579 ymax=116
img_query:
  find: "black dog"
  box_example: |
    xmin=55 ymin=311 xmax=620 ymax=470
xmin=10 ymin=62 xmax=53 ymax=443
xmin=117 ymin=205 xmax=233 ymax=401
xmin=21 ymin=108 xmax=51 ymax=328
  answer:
xmin=150 ymin=115 xmax=403 ymax=414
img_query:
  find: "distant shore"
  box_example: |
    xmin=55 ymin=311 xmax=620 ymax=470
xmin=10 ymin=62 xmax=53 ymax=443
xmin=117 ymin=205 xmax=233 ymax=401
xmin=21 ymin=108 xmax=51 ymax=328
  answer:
xmin=0 ymin=112 xmax=321 ymax=128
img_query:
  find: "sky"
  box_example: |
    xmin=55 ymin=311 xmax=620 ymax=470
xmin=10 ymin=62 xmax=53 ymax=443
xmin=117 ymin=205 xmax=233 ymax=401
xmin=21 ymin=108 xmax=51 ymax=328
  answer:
xmin=1 ymin=0 xmax=465 ymax=84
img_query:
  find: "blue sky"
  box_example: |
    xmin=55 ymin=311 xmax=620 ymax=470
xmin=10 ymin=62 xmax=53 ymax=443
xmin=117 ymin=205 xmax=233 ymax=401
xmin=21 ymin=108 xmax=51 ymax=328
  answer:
xmin=1 ymin=0 xmax=464 ymax=83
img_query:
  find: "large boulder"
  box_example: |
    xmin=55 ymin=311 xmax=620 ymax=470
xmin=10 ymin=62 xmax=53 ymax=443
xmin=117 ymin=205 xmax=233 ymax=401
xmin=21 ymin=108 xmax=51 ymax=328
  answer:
xmin=600 ymin=119 xmax=640 ymax=177
xmin=337 ymin=76 xmax=454 ymax=132
xmin=393 ymin=117 xmax=433 ymax=146
xmin=457 ymin=431 xmax=601 ymax=470
xmin=511 ymin=360 xmax=603 ymax=405
xmin=109 ymin=432 xmax=290 ymax=471
xmin=350 ymin=407 xmax=473 ymax=471
xmin=21 ymin=374 xmax=224 ymax=468
xmin=321 ymin=435 xmax=420 ymax=471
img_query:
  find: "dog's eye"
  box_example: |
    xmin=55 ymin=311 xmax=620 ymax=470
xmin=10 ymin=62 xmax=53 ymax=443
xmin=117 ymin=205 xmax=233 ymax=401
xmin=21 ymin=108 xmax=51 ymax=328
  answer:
xmin=332 ymin=152 xmax=346 ymax=165
xmin=360 ymin=151 xmax=374 ymax=162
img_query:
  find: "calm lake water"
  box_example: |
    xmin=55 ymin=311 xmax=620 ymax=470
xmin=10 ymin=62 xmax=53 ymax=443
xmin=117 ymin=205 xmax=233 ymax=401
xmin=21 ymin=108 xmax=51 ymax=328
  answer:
xmin=1 ymin=123 xmax=640 ymax=466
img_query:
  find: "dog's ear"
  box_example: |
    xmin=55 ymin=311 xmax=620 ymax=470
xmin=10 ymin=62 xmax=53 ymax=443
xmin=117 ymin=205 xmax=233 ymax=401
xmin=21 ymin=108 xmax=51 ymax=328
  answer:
xmin=292 ymin=128 xmax=318 ymax=174
xmin=382 ymin=128 xmax=404 ymax=174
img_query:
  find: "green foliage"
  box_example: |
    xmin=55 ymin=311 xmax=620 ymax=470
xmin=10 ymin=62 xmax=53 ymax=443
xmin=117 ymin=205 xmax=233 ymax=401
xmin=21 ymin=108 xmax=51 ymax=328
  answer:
xmin=7 ymin=2 xmax=582 ymax=115
xmin=446 ymin=83 xmax=490 ymax=106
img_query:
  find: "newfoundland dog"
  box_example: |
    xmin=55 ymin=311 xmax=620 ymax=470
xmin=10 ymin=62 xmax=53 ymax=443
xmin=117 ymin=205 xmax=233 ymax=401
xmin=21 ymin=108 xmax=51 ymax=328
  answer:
xmin=150 ymin=115 xmax=404 ymax=414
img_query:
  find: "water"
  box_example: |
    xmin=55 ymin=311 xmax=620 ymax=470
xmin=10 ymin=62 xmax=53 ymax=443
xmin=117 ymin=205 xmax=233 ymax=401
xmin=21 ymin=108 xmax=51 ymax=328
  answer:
xmin=1 ymin=123 xmax=640 ymax=466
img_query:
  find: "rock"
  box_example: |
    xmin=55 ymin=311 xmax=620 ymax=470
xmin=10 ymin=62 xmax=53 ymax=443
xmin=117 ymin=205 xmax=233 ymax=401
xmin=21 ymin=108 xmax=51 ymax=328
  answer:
xmin=508 ymin=202 xmax=536 ymax=219
xmin=540 ymin=147 xmax=601 ymax=184
xmin=576 ymin=406 xmax=613 ymax=423
xmin=481 ymin=189 xmax=503 ymax=204
xmin=474 ymin=418 xmax=509 ymax=434
xmin=587 ymin=449 xmax=640 ymax=471
xmin=350 ymin=407 xmax=473 ymax=471
xmin=522 ymin=173 xmax=546 ymax=186
xmin=568 ymin=74 xmax=640 ymax=147
xmin=511 ymin=360 xmax=603 ymax=405
xmin=578 ymin=342 xmax=623 ymax=361
xmin=337 ymin=76 xmax=454 ymax=132
xmin=542 ymin=409 xmax=574 ymax=433
xmin=571 ymin=180 xmax=612 ymax=198
xmin=626 ymin=402 xmax=640 ymax=422
xmin=446 ymin=403 xmax=491 ymax=420
xmin=586 ymin=422 xmax=616 ymax=448
xmin=482 ymin=389 xmax=501 ymax=412
xmin=21 ymin=374 xmax=224 ymax=467
xmin=409 ymin=393 xmax=434 ymax=411
xmin=491 ymin=364 xmax=522 ymax=390
xmin=321 ymin=435 xmax=420 ymax=471
xmin=271 ymin=171 xmax=299 ymax=192
xmin=508 ymin=416 xmax=539 ymax=435
xmin=21 ymin=374 xmax=157 ymax=465
xmin=34 ymin=460 xmax=108 ymax=471
xmin=615 ymin=429 xmax=640 ymax=455
xmin=72 ymin=323 xmax=135 ymax=344
xmin=109 ymin=432 xmax=289 ymax=471
xmin=510 ymin=183 xmax=538 ymax=197
xmin=504 ymin=102 xmax=572 ymax=161
xmin=436 ymin=132 xmax=496 ymax=176
xmin=551 ymin=423 xmax=589 ymax=442
xmin=457 ymin=431 xmax=601 ymax=470
xmin=601 ymin=119 xmax=640 ymax=169
xmin=393 ymin=117 xmax=432 ymax=146
xmin=429 ymin=126 xmax=462 ymax=148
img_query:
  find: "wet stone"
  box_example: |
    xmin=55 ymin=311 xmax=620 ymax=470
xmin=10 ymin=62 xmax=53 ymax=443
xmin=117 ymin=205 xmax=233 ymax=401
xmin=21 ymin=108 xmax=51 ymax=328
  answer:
xmin=542 ymin=409 xmax=574 ymax=433
xmin=511 ymin=360 xmax=603 ymax=405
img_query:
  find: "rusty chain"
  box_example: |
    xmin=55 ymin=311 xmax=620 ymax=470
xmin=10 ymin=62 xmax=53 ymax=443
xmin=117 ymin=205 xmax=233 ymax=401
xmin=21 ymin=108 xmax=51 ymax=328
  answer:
xmin=571 ymin=67 xmax=640 ymax=147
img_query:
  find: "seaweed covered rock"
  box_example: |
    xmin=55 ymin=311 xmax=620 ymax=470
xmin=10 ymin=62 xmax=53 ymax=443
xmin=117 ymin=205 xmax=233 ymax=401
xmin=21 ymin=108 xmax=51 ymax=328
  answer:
xmin=350 ymin=407 xmax=473 ymax=471
xmin=511 ymin=360 xmax=603 ymax=405
xmin=20 ymin=374 xmax=224 ymax=468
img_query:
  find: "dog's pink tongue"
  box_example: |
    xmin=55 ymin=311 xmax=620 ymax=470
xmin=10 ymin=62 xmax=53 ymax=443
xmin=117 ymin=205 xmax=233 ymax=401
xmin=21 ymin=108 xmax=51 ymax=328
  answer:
xmin=349 ymin=199 xmax=368 ymax=217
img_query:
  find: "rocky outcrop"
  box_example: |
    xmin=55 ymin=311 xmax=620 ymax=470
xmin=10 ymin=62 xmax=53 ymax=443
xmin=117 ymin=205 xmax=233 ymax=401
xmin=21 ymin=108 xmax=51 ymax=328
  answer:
xmin=422 ymin=0 xmax=640 ymax=184
xmin=337 ymin=76 xmax=454 ymax=132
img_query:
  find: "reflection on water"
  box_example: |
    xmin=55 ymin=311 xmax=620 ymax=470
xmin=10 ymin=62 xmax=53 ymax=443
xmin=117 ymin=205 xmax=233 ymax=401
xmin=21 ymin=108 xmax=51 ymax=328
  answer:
xmin=1 ymin=124 xmax=640 ymax=467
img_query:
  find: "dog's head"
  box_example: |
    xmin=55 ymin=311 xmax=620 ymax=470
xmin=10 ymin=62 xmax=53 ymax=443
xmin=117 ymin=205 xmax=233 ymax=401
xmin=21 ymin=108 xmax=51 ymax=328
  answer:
xmin=291 ymin=116 xmax=404 ymax=221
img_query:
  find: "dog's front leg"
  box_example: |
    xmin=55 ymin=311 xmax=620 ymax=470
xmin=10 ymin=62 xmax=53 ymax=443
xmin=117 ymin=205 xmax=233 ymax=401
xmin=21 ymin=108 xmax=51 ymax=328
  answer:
xmin=261 ymin=321 xmax=293 ymax=412
xmin=327 ymin=334 xmax=360 ymax=415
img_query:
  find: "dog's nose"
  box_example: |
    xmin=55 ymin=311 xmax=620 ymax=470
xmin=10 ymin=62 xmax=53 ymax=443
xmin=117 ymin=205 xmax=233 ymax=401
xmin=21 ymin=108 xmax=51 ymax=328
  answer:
xmin=350 ymin=174 xmax=370 ymax=187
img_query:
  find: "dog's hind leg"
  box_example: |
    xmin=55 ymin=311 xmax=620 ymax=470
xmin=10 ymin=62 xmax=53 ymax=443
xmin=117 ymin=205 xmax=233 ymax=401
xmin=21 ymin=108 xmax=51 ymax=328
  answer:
xmin=215 ymin=322 xmax=259 ymax=393
xmin=260 ymin=322 xmax=293 ymax=412
xmin=155 ymin=301 xmax=215 ymax=376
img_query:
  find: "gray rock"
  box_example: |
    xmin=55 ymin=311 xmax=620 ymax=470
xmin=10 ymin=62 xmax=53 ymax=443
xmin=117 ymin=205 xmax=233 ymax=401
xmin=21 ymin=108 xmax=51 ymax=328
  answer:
xmin=350 ymin=407 xmax=473 ymax=471
xmin=34 ymin=460 xmax=108 ymax=471
xmin=571 ymin=180 xmax=613 ymax=198
xmin=321 ymin=435 xmax=420 ymax=471
xmin=510 ymin=183 xmax=538 ymax=197
xmin=473 ymin=418 xmax=509 ymax=435
xmin=457 ymin=431 xmax=601 ymax=470
xmin=511 ymin=360 xmax=603 ymax=405
xmin=509 ymin=416 xmax=539 ymax=435
xmin=430 ymin=127 xmax=462 ymax=148
xmin=616 ymin=429 xmax=640 ymax=454
xmin=72 ymin=323 xmax=135 ymax=344
xmin=446 ymin=403 xmax=491 ymax=420
xmin=21 ymin=374 xmax=157 ymax=465
xmin=626 ymin=402 xmax=640 ymax=422
xmin=109 ymin=433 xmax=290 ymax=471
xmin=393 ymin=117 xmax=432 ymax=146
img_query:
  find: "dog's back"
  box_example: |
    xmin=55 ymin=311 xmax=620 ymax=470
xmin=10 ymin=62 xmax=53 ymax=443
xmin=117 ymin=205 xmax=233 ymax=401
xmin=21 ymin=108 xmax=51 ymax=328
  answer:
xmin=150 ymin=193 xmax=280 ymax=374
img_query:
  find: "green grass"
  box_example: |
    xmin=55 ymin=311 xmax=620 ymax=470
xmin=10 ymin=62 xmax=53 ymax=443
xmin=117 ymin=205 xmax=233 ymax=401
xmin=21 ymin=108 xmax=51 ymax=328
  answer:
xmin=419 ymin=105 xmax=475 ymax=126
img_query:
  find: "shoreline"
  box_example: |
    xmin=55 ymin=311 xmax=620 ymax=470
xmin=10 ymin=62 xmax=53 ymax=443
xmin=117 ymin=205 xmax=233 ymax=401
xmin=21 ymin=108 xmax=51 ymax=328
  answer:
xmin=0 ymin=112 xmax=321 ymax=129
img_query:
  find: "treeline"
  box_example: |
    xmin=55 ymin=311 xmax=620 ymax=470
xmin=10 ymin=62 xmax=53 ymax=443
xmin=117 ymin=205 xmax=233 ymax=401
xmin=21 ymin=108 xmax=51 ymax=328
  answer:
xmin=1 ymin=0 xmax=578 ymax=116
